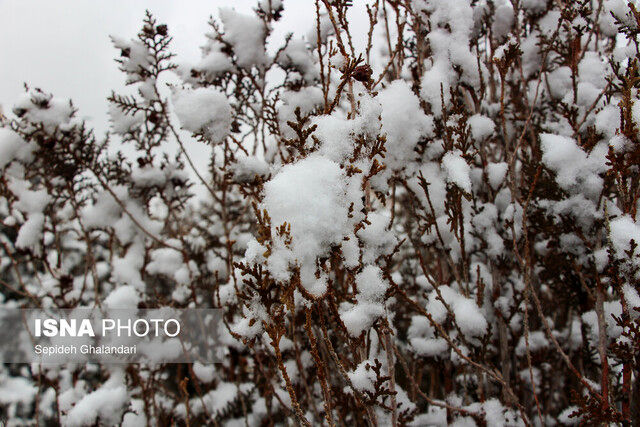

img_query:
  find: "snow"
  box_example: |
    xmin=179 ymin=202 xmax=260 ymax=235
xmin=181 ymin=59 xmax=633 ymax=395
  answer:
xmin=558 ymin=406 xmax=581 ymax=425
xmin=197 ymin=44 xmax=235 ymax=77
xmin=231 ymin=154 xmax=270 ymax=183
xmin=468 ymin=114 xmax=495 ymax=141
xmin=12 ymin=90 xmax=75 ymax=133
xmin=600 ymin=0 xmax=634 ymax=37
xmin=409 ymin=162 xmax=447 ymax=215
xmin=341 ymin=235 xmax=360 ymax=268
xmin=131 ymin=165 xmax=166 ymax=188
xmin=609 ymin=215 xmax=640 ymax=277
xmin=341 ymin=265 xmax=390 ymax=336
xmin=122 ymin=400 xmax=147 ymax=427
xmin=278 ymin=87 xmax=324 ymax=140
xmin=347 ymin=360 xmax=377 ymax=393
xmin=193 ymin=362 xmax=216 ymax=383
xmin=538 ymin=11 xmax=562 ymax=37
xmin=311 ymin=91 xmax=382 ymax=166
xmin=191 ymin=382 xmax=253 ymax=417
xmin=595 ymin=105 xmax=620 ymax=139
xmin=521 ymin=0 xmax=546 ymax=13
xmin=0 ymin=129 xmax=34 ymax=169
xmin=7 ymin=178 xmax=52 ymax=250
xmin=306 ymin=12 xmax=335 ymax=48
xmin=258 ymin=0 xmax=283 ymax=13
xmin=218 ymin=8 xmax=268 ymax=68
xmin=172 ymin=87 xmax=232 ymax=142
xmin=0 ymin=377 xmax=37 ymax=405
xmin=260 ymin=155 xmax=358 ymax=295
xmin=516 ymin=331 xmax=549 ymax=356
xmin=578 ymin=52 xmax=608 ymax=89
xmin=66 ymin=384 xmax=128 ymax=426
xmin=378 ymin=80 xmax=434 ymax=170
xmin=472 ymin=203 xmax=504 ymax=257
xmin=633 ymin=100 xmax=640 ymax=132
xmin=104 ymin=285 xmax=140 ymax=309
xmin=341 ymin=301 xmax=385 ymax=336
xmin=355 ymin=265 xmax=388 ymax=301
xmin=313 ymin=112 xmax=360 ymax=162
xmin=426 ymin=285 xmax=487 ymax=338
xmin=15 ymin=212 xmax=45 ymax=250
xmin=110 ymin=36 xmax=152 ymax=84
xmin=623 ymin=284 xmax=640 ymax=314
xmin=540 ymin=134 xmax=607 ymax=199
xmin=582 ymin=301 xmax=623 ymax=343
xmin=408 ymin=315 xmax=448 ymax=358
xmin=487 ymin=162 xmax=508 ymax=190
xmin=146 ymin=246 xmax=188 ymax=283
xmin=262 ymin=156 xmax=349 ymax=256
xmin=450 ymin=296 xmax=488 ymax=338
xmin=418 ymin=0 xmax=478 ymax=115
xmin=492 ymin=3 xmax=515 ymax=41
xmin=420 ymin=61 xmax=453 ymax=117
xmin=442 ymin=151 xmax=472 ymax=193
xmin=356 ymin=212 xmax=397 ymax=264
xmin=277 ymin=39 xmax=318 ymax=83
xmin=111 ymin=241 xmax=146 ymax=290
xmin=547 ymin=66 xmax=573 ymax=99
xmin=410 ymin=407 xmax=447 ymax=426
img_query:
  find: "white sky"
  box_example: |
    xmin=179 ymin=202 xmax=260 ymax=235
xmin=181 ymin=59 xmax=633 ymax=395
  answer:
xmin=0 ymin=0 xmax=369 ymax=194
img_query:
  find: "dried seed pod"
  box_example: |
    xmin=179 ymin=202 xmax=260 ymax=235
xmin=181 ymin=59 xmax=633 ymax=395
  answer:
xmin=352 ymin=64 xmax=372 ymax=82
xmin=156 ymin=24 xmax=168 ymax=36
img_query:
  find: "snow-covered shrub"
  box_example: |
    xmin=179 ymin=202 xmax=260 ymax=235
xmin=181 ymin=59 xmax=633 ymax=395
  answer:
xmin=1 ymin=1 xmax=640 ymax=424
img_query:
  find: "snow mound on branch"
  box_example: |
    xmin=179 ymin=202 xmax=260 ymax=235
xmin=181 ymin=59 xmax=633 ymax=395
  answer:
xmin=468 ymin=114 xmax=495 ymax=141
xmin=540 ymin=133 xmax=607 ymax=198
xmin=196 ymin=43 xmax=234 ymax=77
xmin=263 ymin=156 xmax=350 ymax=259
xmin=426 ymin=285 xmax=487 ymax=338
xmin=609 ymin=215 xmax=640 ymax=279
xmin=218 ymin=8 xmax=268 ymax=68
xmin=378 ymin=80 xmax=434 ymax=171
xmin=0 ymin=377 xmax=37 ymax=406
xmin=356 ymin=212 xmax=397 ymax=263
xmin=312 ymin=91 xmax=382 ymax=164
xmin=340 ymin=266 xmax=390 ymax=336
xmin=172 ymin=87 xmax=231 ymax=142
xmin=185 ymin=382 xmax=253 ymax=418
xmin=355 ymin=265 xmax=389 ymax=301
xmin=0 ymin=129 xmax=35 ymax=169
xmin=418 ymin=0 xmax=478 ymax=116
xmin=408 ymin=315 xmax=448 ymax=357
xmin=347 ymin=360 xmax=377 ymax=393
xmin=277 ymin=39 xmax=318 ymax=83
xmin=341 ymin=301 xmax=385 ymax=336
xmin=104 ymin=285 xmax=140 ymax=309
xmin=442 ymin=151 xmax=472 ymax=193
xmin=66 ymin=384 xmax=128 ymax=426
xmin=261 ymin=155 xmax=360 ymax=295
xmin=7 ymin=178 xmax=51 ymax=250
xmin=487 ymin=162 xmax=508 ymax=190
